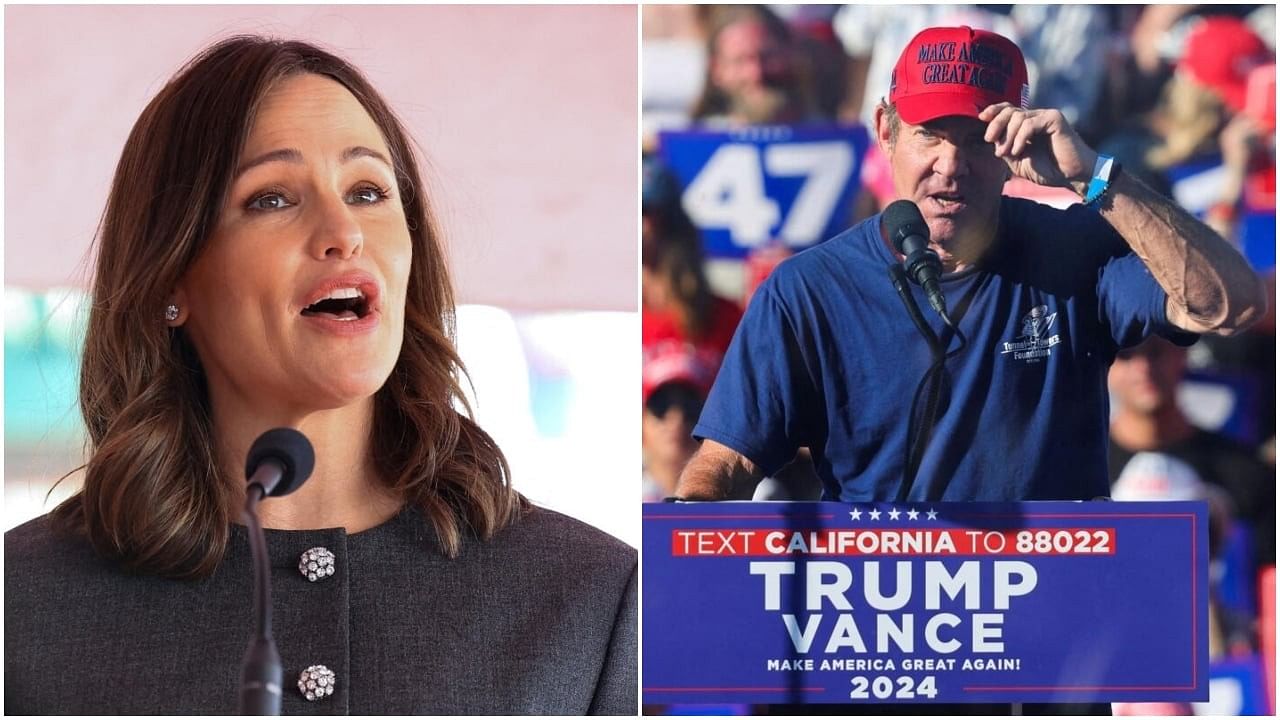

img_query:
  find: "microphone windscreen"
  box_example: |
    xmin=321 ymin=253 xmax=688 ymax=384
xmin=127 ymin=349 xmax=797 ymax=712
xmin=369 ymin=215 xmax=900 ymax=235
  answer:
xmin=245 ymin=428 xmax=315 ymax=497
xmin=882 ymin=200 xmax=930 ymax=255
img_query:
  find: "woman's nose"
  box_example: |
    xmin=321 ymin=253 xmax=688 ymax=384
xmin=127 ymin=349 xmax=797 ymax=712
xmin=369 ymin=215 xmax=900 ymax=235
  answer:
xmin=309 ymin=194 xmax=364 ymax=260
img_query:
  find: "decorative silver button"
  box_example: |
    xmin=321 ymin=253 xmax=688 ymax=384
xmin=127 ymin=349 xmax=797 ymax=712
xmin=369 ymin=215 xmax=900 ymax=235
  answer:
xmin=298 ymin=664 xmax=336 ymax=701
xmin=298 ymin=547 xmax=335 ymax=582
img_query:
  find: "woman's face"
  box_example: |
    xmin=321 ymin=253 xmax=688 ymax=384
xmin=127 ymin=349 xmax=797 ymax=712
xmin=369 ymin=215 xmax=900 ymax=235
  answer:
xmin=177 ymin=73 xmax=412 ymax=417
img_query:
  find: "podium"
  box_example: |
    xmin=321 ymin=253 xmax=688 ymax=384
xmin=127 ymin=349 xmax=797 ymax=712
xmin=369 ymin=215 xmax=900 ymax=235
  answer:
xmin=642 ymin=501 xmax=1209 ymax=705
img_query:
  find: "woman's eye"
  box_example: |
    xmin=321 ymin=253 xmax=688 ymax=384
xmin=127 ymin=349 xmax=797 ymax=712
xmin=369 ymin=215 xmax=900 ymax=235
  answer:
xmin=348 ymin=186 xmax=389 ymax=205
xmin=246 ymin=192 xmax=293 ymax=212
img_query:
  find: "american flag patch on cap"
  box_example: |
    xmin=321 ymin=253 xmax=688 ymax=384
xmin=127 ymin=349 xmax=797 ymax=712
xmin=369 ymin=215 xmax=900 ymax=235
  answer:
xmin=1020 ymin=83 xmax=1030 ymax=109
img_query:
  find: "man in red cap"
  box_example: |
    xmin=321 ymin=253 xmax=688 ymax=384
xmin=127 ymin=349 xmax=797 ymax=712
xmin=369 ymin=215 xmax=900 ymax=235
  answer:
xmin=673 ymin=26 xmax=1269 ymax=709
xmin=675 ymin=25 xmax=1267 ymax=711
xmin=869 ymin=25 xmax=1265 ymax=286
xmin=681 ymin=24 xmax=1265 ymax=495
xmin=676 ymin=14 xmax=1265 ymax=645
xmin=681 ymin=23 xmax=1265 ymax=486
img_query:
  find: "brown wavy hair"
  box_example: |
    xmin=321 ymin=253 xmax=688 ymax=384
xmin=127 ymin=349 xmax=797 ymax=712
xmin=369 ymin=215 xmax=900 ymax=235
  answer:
xmin=53 ymin=35 xmax=527 ymax=578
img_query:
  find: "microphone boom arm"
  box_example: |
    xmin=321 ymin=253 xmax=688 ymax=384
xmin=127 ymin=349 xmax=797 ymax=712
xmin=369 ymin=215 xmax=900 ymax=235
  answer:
xmin=240 ymin=471 xmax=283 ymax=715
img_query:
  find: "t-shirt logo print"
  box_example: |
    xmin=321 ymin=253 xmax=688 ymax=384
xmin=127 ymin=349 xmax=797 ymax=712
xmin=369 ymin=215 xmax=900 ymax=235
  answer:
xmin=1001 ymin=304 xmax=1061 ymax=363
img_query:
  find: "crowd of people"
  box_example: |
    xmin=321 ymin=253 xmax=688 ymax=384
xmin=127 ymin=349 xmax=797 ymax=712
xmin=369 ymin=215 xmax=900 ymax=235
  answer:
xmin=641 ymin=4 xmax=1276 ymax=711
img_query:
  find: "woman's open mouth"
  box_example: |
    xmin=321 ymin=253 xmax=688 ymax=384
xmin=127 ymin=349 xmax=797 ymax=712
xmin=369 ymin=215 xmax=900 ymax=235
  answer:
xmin=301 ymin=287 xmax=371 ymax=321
xmin=298 ymin=273 xmax=383 ymax=335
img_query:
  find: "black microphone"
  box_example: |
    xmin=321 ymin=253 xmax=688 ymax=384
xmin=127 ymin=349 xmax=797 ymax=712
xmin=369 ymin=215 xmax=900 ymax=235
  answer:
xmin=240 ymin=428 xmax=314 ymax=716
xmin=245 ymin=428 xmax=315 ymax=499
xmin=882 ymin=200 xmax=952 ymax=326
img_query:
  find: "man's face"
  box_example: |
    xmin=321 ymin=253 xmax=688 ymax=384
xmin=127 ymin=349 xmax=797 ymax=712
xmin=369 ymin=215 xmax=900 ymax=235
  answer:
xmin=876 ymin=110 xmax=1008 ymax=260
xmin=1108 ymin=338 xmax=1188 ymax=414
xmin=710 ymin=20 xmax=793 ymax=123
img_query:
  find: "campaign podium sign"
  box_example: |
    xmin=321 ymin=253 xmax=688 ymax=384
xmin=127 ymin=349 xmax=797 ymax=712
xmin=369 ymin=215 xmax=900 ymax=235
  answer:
xmin=643 ymin=501 xmax=1208 ymax=705
xmin=657 ymin=125 xmax=869 ymax=259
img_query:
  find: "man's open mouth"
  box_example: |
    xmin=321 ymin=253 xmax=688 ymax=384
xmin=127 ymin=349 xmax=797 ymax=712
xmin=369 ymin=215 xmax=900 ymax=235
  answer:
xmin=929 ymin=192 xmax=967 ymax=209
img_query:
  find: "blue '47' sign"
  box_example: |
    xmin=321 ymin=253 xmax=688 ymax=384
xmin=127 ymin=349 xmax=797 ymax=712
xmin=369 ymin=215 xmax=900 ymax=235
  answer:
xmin=643 ymin=501 xmax=1209 ymax=705
xmin=657 ymin=125 xmax=869 ymax=259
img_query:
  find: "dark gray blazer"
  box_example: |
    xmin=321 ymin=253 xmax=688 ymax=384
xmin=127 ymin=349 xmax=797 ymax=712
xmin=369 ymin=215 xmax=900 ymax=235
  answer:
xmin=4 ymin=504 xmax=637 ymax=715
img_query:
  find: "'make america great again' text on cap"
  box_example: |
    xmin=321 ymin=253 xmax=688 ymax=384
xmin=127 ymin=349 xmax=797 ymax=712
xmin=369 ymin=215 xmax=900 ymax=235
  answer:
xmin=889 ymin=26 xmax=1029 ymax=125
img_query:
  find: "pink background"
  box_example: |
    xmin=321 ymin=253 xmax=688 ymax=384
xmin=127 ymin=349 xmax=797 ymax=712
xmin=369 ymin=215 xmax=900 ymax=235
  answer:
xmin=4 ymin=5 xmax=638 ymax=311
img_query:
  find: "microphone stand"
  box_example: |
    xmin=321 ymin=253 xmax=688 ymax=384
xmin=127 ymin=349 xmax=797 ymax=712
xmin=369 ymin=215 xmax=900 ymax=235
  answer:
xmin=887 ymin=264 xmax=970 ymax=502
xmin=233 ymin=428 xmax=314 ymax=715
xmin=888 ymin=264 xmax=941 ymax=357
xmin=240 ymin=483 xmax=282 ymax=715
xmin=888 ymin=264 xmax=945 ymax=502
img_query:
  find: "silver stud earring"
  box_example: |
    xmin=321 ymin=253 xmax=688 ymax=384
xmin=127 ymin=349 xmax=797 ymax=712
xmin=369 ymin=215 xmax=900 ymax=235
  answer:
xmin=164 ymin=304 xmax=180 ymax=322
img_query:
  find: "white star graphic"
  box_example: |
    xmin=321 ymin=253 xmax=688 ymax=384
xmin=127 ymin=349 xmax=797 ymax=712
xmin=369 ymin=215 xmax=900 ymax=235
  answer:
xmin=888 ymin=508 xmax=901 ymax=520
xmin=849 ymin=508 xmax=863 ymax=521
xmin=907 ymin=509 xmax=920 ymax=520
xmin=868 ymin=509 xmax=882 ymax=521
xmin=926 ymin=508 xmax=938 ymax=521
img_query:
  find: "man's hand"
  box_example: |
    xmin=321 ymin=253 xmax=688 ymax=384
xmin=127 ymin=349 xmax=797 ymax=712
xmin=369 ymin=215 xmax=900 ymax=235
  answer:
xmin=979 ymin=103 xmax=1099 ymax=197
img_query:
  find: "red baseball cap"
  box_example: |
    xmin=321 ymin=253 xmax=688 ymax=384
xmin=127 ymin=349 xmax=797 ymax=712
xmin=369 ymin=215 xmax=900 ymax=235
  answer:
xmin=1178 ymin=16 xmax=1270 ymax=112
xmin=642 ymin=342 xmax=716 ymax=404
xmin=889 ymin=26 xmax=1029 ymax=125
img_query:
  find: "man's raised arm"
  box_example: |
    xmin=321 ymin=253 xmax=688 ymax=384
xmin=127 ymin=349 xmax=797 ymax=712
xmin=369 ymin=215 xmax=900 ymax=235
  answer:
xmin=1095 ymin=170 xmax=1267 ymax=336
xmin=979 ymin=101 xmax=1268 ymax=336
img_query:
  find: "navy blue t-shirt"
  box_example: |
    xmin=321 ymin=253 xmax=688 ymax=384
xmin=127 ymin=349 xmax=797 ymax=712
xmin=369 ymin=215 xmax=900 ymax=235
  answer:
xmin=694 ymin=197 xmax=1195 ymax=502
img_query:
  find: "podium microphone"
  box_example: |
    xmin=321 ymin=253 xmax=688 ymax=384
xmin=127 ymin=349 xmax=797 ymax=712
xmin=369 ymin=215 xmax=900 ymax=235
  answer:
xmin=240 ymin=428 xmax=315 ymax=715
xmin=882 ymin=202 xmax=971 ymax=503
xmin=882 ymin=199 xmax=953 ymax=328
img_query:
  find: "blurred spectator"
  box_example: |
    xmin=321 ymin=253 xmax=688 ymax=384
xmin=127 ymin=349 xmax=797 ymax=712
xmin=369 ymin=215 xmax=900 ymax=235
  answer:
xmin=1104 ymin=6 xmax=1267 ymax=128
xmin=1124 ymin=4 xmax=1197 ymax=114
xmin=690 ymin=5 xmax=818 ymax=126
xmin=1108 ymin=336 xmax=1275 ymax=569
xmin=1129 ymin=5 xmax=1196 ymax=77
xmin=642 ymin=156 xmax=743 ymax=360
xmin=641 ymin=4 xmax=706 ymax=147
xmin=770 ymin=4 xmax=848 ymax=121
xmin=1204 ymin=61 xmax=1276 ymax=249
xmin=643 ymin=343 xmax=716 ymax=502
xmin=1009 ymin=5 xmax=1110 ymax=140
xmin=1207 ymin=110 xmax=1273 ymax=239
xmin=1109 ymin=456 xmax=1220 ymax=717
xmin=1113 ymin=451 xmax=1233 ymax=557
xmin=1101 ymin=13 xmax=1274 ymax=196
xmin=1112 ymin=452 xmax=1239 ymax=658
xmin=1180 ymin=15 xmax=1271 ymax=114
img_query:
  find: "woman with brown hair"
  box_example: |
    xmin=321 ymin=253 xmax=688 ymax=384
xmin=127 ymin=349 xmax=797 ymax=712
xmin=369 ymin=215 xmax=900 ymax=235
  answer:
xmin=641 ymin=156 xmax=743 ymax=359
xmin=4 ymin=36 xmax=635 ymax=715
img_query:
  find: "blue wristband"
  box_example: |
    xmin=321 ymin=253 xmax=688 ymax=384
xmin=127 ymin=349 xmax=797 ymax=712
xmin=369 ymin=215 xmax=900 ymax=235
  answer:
xmin=1084 ymin=155 xmax=1119 ymax=206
